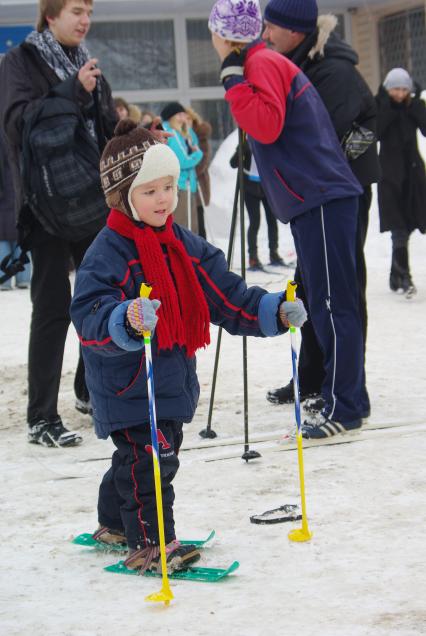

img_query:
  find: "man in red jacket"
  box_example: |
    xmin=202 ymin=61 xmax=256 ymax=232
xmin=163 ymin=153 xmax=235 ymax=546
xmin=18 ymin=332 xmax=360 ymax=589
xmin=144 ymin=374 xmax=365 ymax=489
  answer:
xmin=209 ymin=0 xmax=370 ymax=439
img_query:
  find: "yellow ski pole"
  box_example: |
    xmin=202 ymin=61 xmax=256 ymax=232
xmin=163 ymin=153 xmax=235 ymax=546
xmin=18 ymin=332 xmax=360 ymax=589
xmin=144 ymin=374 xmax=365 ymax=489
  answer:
xmin=139 ymin=283 xmax=174 ymax=605
xmin=286 ymin=280 xmax=313 ymax=543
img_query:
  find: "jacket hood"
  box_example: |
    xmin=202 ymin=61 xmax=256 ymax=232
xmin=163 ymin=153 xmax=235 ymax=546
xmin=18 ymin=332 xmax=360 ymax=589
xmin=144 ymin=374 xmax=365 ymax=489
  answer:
xmin=308 ymin=14 xmax=359 ymax=66
xmin=195 ymin=121 xmax=212 ymax=139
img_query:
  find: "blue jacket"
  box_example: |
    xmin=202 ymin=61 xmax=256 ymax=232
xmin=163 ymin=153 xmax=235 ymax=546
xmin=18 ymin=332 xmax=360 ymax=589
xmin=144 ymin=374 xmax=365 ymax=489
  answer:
xmin=162 ymin=122 xmax=203 ymax=193
xmin=70 ymin=220 xmax=285 ymax=439
xmin=224 ymin=42 xmax=362 ymax=223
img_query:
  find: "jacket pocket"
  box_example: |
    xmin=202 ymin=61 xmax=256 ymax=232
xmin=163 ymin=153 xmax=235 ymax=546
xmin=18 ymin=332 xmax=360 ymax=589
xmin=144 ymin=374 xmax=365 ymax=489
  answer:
xmin=116 ymin=353 xmax=145 ymax=396
xmin=274 ymin=168 xmax=305 ymax=203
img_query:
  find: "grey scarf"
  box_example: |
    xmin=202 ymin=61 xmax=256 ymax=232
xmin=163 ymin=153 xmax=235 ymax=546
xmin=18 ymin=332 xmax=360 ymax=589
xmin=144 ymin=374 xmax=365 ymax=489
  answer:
xmin=26 ymin=28 xmax=97 ymax=139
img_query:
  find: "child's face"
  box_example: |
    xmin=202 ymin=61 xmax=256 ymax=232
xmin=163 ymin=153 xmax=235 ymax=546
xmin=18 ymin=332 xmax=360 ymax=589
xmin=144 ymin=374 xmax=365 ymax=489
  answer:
xmin=388 ymin=87 xmax=410 ymax=103
xmin=130 ymin=176 xmax=175 ymax=227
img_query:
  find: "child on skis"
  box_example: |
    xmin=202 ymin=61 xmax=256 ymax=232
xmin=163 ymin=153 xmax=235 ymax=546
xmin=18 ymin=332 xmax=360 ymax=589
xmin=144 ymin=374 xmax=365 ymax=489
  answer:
xmin=70 ymin=119 xmax=307 ymax=573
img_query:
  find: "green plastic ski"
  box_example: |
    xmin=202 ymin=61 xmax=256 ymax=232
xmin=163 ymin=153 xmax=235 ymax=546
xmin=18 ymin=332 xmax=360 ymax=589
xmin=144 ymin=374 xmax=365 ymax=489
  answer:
xmin=72 ymin=530 xmax=215 ymax=553
xmin=104 ymin=559 xmax=239 ymax=582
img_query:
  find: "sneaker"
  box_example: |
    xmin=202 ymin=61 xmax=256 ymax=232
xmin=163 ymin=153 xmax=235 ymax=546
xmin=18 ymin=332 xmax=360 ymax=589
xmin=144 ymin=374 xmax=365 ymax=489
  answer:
xmin=92 ymin=526 xmax=127 ymax=546
xmin=303 ymin=396 xmax=326 ymax=414
xmin=124 ymin=540 xmax=200 ymax=573
xmin=389 ymin=272 xmax=403 ymax=292
xmin=301 ymin=413 xmax=362 ymax=439
xmin=28 ymin=418 xmax=83 ymax=447
xmin=405 ymin=284 xmax=417 ymax=299
xmin=16 ymin=282 xmax=30 ymax=289
xmin=75 ymin=398 xmax=93 ymax=416
xmin=269 ymin=251 xmax=285 ymax=266
xmin=248 ymin=257 xmax=264 ymax=271
xmin=266 ymin=380 xmax=319 ymax=405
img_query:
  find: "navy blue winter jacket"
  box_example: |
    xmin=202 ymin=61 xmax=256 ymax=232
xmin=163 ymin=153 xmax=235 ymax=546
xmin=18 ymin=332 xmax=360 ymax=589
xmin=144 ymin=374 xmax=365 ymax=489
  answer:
xmin=71 ymin=220 xmax=285 ymax=439
xmin=224 ymin=42 xmax=362 ymax=222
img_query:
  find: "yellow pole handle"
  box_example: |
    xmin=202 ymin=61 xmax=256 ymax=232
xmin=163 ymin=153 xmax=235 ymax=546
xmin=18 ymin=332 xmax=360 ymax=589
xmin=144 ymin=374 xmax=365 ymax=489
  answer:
xmin=286 ymin=280 xmax=297 ymax=303
xmin=139 ymin=283 xmax=153 ymax=339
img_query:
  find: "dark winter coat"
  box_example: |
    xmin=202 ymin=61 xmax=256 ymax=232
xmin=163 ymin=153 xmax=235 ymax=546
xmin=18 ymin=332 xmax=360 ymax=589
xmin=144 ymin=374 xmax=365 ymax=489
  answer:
xmin=70 ymin=219 xmax=285 ymax=439
xmin=224 ymin=41 xmax=362 ymax=224
xmin=230 ymin=139 xmax=265 ymax=198
xmin=0 ymin=41 xmax=117 ymax=247
xmin=375 ymin=85 xmax=426 ymax=233
xmin=287 ymin=15 xmax=380 ymax=187
xmin=0 ymin=133 xmax=17 ymax=242
xmin=194 ymin=121 xmax=212 ymax=207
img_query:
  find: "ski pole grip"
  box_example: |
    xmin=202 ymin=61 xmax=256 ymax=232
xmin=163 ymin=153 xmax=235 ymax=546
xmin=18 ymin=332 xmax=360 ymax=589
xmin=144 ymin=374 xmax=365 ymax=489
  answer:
xmin=139 ymin=283 xmax=153 ymax=338
xmin=286 ymin=280 xmax=297 ymax=302
xmin=140 ymin=283 xmax=152 ymax=300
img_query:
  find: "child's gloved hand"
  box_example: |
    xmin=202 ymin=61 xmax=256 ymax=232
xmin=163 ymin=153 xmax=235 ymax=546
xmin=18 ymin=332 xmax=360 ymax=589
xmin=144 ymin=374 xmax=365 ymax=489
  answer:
xmin=279 ymin=299 xmax=307 ymax=329
xmin=126 ymin=297 xmax=161 ymax=337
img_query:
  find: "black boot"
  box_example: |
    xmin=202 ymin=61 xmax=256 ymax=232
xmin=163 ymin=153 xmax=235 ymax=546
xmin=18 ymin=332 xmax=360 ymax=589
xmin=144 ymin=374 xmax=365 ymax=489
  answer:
xmin=266 ymin=380 xmax=319 ymax=404
xmin=248 ymin=254 xmax=264 ymax=271
xmin=390 ymin=246 xmax=411 ymax=292
xmin=269 ymin=250 xmax=285 ymax=266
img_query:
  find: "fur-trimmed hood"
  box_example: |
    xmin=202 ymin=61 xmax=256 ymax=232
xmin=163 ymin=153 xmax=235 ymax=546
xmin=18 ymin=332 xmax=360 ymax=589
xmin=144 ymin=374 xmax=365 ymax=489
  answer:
xmin=308 ymin=14 xmax=359 ymax=65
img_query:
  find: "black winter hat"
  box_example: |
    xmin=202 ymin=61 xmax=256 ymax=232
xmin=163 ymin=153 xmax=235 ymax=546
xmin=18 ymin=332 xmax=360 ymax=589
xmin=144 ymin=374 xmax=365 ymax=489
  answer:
xmin=160 ymin=101 xmax=186 ymax=122
xmin=264 ymin=0 xmax=318 ymax=33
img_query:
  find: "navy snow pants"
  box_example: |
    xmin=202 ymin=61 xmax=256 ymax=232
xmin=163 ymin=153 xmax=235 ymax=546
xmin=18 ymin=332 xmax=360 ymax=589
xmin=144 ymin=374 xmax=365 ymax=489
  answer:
xmin=97 ymin=420 xmax=183 ymax=550
xmin=290 ymin=197 xmax=370 ymax=423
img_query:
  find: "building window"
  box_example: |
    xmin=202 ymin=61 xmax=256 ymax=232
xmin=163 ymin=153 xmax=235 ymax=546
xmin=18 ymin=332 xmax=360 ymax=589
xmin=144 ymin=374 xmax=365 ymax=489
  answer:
xmin=190 ymin=99 xmax=235 ymax=154
xmin=186 ymin=19 xmax=222 ymax=88
xmin=379 ymin=7 xmax=426 ymax=88
xmin=87 ymin=21 xmax=177 ymax=91
xmin=334 ymin=14 xmax=345 ymax=40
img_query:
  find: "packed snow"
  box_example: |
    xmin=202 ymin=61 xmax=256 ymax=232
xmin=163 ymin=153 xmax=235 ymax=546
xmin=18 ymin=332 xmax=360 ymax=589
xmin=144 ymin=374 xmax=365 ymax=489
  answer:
xmin=1 ymin=132 xmax=425 ymax=636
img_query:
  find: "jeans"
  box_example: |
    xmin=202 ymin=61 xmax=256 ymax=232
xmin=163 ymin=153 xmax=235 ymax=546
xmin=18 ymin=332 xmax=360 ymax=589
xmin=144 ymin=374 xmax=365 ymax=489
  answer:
xmin=0 ymin=241 xmax=32 ymax=289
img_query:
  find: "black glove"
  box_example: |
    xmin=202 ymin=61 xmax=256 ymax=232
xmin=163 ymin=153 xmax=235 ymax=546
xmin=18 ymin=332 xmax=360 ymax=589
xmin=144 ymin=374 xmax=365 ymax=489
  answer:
xmin=220 ymin=48 xmax=247 ymax=84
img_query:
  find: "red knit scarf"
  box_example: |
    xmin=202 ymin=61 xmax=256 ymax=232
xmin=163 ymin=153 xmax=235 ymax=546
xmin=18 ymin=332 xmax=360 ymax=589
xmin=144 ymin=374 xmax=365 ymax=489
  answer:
xmin=107 ymin=209 xmax=210 ymax=357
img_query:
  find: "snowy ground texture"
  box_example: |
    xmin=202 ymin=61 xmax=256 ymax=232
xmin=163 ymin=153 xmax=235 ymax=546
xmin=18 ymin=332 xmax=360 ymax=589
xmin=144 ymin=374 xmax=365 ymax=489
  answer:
xmin=1 ymin=141 xmax=426 ymax=635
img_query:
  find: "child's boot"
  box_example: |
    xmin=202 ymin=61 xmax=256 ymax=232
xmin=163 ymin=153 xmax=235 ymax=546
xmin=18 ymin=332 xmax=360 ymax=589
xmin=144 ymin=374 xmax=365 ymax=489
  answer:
xmin=92 ymin=526 xmax=127 ymax=546
xmin=124 ymin=539 xmax=200 ymax=573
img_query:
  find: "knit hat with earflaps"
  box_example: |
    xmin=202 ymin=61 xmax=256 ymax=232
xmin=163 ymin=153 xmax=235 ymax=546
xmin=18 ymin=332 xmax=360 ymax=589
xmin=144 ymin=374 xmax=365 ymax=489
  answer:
xmin=100 ymin=119 xmax=180 ymax=219
xmin=208 ymin=0 xmax=262 ymax=43
xmin=264 ymin=0 xmax=318 ymax=33
xmin=383 ymin=68 xmax=413 ymax=92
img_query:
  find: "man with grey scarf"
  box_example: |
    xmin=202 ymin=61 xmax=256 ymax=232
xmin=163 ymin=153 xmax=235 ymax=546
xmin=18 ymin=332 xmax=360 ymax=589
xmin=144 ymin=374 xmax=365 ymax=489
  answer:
xmin=0 ymin=0 xmax=117 ymax=447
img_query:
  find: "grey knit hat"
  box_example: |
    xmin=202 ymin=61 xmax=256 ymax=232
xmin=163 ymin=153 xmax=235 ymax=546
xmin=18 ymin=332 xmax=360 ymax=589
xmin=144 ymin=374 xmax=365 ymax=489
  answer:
xmin=383 ymin=68 xmax=413 ymax=92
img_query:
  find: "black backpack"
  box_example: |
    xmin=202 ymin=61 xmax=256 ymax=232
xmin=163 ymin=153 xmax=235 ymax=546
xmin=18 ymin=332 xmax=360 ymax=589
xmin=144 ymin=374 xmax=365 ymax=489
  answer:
xmin=21 ymin=92 xmax=108 ymax=241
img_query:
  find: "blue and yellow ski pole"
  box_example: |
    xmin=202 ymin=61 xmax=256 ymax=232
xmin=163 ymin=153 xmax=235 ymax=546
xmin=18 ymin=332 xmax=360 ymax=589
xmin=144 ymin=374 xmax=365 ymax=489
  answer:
xmin=140 ymin=283 xmax=174 ymax=605
xmin=286 ymin=280 xmax=313 ymax=543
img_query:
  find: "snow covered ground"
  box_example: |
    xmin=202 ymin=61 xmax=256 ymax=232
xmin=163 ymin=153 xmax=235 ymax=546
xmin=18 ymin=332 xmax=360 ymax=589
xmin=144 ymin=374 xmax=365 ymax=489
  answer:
xmin=1 ymin=137 xmax=426 ymax=635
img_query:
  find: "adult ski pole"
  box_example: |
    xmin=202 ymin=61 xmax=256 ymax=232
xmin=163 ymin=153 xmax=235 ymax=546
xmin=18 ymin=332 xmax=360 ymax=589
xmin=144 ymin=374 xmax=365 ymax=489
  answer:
xmin=187 ymin=182 xmax=192 ymax=231
xmin=286 ymin=280 xmax=312 ymax=542
xmin=199 ymin=175 xmax=240 ymax=439
xmin=140 ymin=283 xmax=174 ymax=605
xmin=238 ymin=128 xmax=260 ymax=462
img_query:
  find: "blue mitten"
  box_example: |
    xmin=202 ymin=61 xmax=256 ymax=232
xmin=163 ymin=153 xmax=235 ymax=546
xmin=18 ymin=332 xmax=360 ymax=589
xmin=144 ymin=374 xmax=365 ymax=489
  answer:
xmin=279 ymin=299 xmax=307 ymax=328
xmin=126 ymin=297 xmax=161 ymax=337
